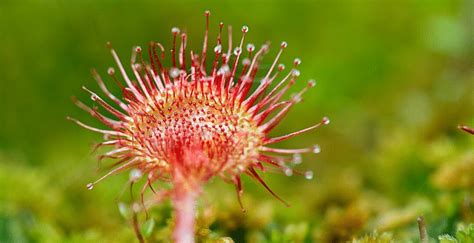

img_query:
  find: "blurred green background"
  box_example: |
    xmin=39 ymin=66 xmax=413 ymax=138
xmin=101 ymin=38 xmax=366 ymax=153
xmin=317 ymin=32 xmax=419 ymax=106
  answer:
xmin=0 ymin=0 xmax=472 ymax=242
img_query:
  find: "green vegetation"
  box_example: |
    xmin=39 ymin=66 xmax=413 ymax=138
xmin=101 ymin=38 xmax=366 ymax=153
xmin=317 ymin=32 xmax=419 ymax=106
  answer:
xmin=0 ymin=0 xmax=472 ymax=242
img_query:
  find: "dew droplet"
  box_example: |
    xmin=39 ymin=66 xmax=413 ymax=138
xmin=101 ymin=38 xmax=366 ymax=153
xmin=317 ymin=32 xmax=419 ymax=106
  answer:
xmin=284 ymin=167 xmax=293 ymax=176
xmin=278 ymin=64 xmax=285 ymax=71
xmin=135 ymin=46 xmax=142 ymax=53
xmin=237 ymin=164 xmax=245 ymax=172
xmin=169 ymin=68 xmax=180 ymax=78
xmin=129 ymin=169 xmax=143 ymax=182
xmin=218 ymin=65 xmax=230 ymax=75
xmin=171 ymin=27 xmax=180 ymax=34
xmin=242 ymin=58 xmax=251 ymax=66
xmin=107 ymin=67 xmax=115 ymax=75
xmin=308 ymin=79 xmax=316 ymax=87
xmin=304 ymin=171 xmax=314 ymax=180
xmin=118 ymin=202 xmax=129 ymax=218
xmin=294 ymin=58 xmax=301 ymax=66
xmin=322 ymin=117 xmax=330 ymax=125
xmin=246 ymin=43 xmax=255 ymax=52
xmin=292 ymin=69 xmax=300 ymax=77
xmin=281 ymin=41 xmax=288 ymax=48
xmin=242 ymin=76 xmax=251 ymax=84
xmin=214 ymin=44 xmax=222 ymax=54
xmin=233 ymin=47 xmax=242 ymax=56
xmin=312 ymin=144 xmax=321 ymax=154
xmin=86 ymin=183 xmax=94 ymax=190
xmin=292 ymin=153 xmax=302 ymax=164
xmin=133 ymin=63 xmax=142 ymax=70
xmin=132 ymin=202 xmax=141 ymax=213
xmin=291 ymin=93 xmax=302 ymax=103
xmin=242 ymin=25 xmax=249 ymax=33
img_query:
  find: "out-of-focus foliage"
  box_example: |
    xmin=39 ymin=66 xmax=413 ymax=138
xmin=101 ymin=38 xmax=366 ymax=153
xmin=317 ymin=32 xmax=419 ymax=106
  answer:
xmin=438 ymin=223 xmax=474 ymax=243
xmin=0 ymin=0 xmax=472 ymax=242
xmin=351 ymin=231 xmax=394 ymax=243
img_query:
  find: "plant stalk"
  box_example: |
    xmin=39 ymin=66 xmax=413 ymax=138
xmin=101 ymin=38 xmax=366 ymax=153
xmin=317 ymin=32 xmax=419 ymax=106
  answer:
xmin=417 ymin=216 xmax=428 ymax=243
xmin=172 ymin=186 xmax=199 ymax=243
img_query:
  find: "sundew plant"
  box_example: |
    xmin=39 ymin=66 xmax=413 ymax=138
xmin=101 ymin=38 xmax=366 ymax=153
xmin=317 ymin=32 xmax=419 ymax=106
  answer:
xmin=70 ymin=11 xmax=328 ymax=242
xmin=0 ymin=1 xmax=472 ymax=242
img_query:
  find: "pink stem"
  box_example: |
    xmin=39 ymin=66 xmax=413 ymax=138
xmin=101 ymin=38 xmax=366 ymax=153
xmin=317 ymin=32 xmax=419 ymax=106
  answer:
xmin=172 ymin=186 xmax=199 ymax=243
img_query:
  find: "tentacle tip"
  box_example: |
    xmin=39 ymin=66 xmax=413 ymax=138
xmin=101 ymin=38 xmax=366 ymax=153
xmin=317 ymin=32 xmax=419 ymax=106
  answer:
xmin=292 ymin=153 xmax=302 ymax=164
xmin=129 ymin=169 xmax=143 ymax=182
xmin=233 ymin=47 xmax=242 ymax=56
xmin=322 ymin=117 xmax=330 ymax=125
xmin=459 ymin=124 xmax=474 ymax=134
xmin=280 ymin=41 xmax=288 ymax=49
xmin=246 ymin=43 xmax=255 ymax=52
xmin=294 ymin=58 xmax=301 ymax=66
xmin=242 ymin=58 xmax=251 ymax=66
xmin=291 ymin=93 xmax=302 ymax=103
xmin=86 ymin=183 xmax=94 ymax=190
xmin=106 ymin=41 xmax=112 ymax=49
xmin=214 ymin=44 xmax=222 ymax=54
xmin=242 ymin=25 xmax=249 ymax=33
xmin=312 ymin=144 xmax=321 ymax=154
xmin=291 ymin=69 xmax=300 ymax=77
xmin=171 ymin=27 xmax=181 ymax=35
xmin=284 ymin=167 xmax=293 ymax=176
xmin=132 ymin=202 xmax=141 ymax=213
xmin=107 ymin=67 xmax=115 ymax=75
xmin=241 ymin=208 xmax=247 ymax=213
xmin=169 ymin=67 xmax=180 ymax=78
xmin=278 ymin=64 xmax=285 ymax=71
xmin=204 ymin=10 xmax=211 ymax=16
xmin=308 ymin=79 xmax=316 ymax=87
xmin=135 ymin=46 xmax=142 ymax=53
